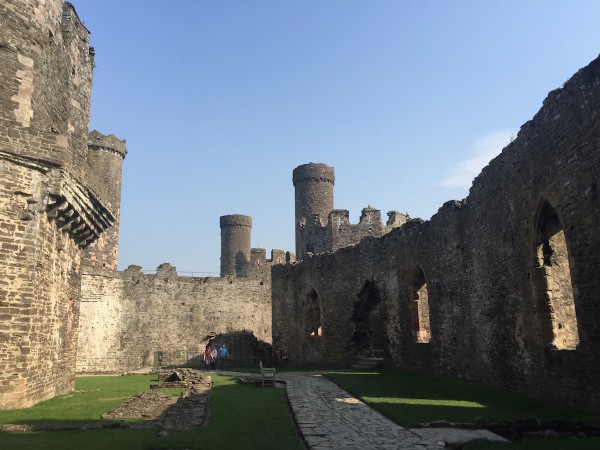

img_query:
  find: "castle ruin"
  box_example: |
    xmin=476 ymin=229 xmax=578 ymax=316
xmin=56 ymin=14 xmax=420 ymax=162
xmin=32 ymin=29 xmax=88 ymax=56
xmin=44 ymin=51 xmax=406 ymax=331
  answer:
xmin=1 ymin=0 xmax=599 ymax=417
xmin=273 ymin=58 xmax=600 ymax=413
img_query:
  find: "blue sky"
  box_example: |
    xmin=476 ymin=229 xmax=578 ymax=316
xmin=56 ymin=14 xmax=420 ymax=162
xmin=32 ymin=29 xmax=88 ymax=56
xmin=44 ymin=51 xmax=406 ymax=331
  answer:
xmin=73 ymin=1 xmax=600 ymax=275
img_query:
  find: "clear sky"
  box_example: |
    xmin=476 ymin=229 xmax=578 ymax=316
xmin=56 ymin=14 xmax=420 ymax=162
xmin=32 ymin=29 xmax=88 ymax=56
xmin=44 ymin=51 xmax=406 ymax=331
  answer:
xmin=73 ymin=1 xmax=600 ymax=275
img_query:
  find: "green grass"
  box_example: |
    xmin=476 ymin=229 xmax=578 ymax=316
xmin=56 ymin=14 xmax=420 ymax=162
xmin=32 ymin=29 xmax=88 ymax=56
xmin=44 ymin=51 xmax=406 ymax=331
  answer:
xmin=325 ymin=370 xmax=600 ymax=449
xmin=325 ymin=370 xmax=600 ymax=427
xmin=0 ymin=375 xmax=183 ymax=426
xmin=0 ymin=374 xmax=303 ymax=450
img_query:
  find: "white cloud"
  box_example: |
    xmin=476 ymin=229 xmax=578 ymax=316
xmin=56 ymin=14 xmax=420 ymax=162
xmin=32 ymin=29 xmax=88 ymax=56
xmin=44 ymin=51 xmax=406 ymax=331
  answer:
xmin=438 ymin=131 xmax=515 ymax=189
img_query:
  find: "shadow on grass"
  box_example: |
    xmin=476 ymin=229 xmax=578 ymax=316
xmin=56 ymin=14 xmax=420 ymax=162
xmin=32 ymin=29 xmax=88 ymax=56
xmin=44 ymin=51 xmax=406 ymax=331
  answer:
xmin=324 ymin=370 xmax=600 ymax=428
xmin=0 ymin=374 xmax=303 ymax=450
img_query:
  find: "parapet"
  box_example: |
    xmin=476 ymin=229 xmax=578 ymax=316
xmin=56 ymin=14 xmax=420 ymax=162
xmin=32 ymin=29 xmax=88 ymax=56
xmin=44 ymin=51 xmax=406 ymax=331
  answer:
xmin=220 ymin=214 xmax=252 ymax=228
xmin=292 ymin=163 xmax=335 ymax=187
xmin=88 ymin=130 xmax=127 ymax=159
xmin=251 ymin=248 xmax=267 ymax=262
xmin=386 ymin=210 xmax=410 ymax=227
xmin=286 ymin=252 xmax=296 ymax=263
xmin=359 ymin=206 xmax=382 ymax=225
xmin=271 ymin=249 xmax=286 ymax=265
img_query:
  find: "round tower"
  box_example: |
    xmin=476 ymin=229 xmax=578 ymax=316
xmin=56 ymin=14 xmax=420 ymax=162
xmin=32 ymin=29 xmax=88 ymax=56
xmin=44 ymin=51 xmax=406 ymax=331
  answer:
xmin=82 ymin=130 xmax=127 ymax=270
xmin=220 ymin=214 xmax=252 ymax=277
xmin=292 ymin=163 xmax=335 ymax=258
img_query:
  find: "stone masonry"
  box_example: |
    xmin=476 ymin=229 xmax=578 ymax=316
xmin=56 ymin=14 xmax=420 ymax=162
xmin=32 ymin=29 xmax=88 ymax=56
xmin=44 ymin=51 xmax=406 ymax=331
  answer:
xmin=2 ymin=0 xmax=599 ymax=422
xmin=0 ymin=0 xmax=125 ymax=408
xmin=76 ymin=263 xmax=274 ymax=373
xmin=272 ymin=55 xmax=600 ymax=414
xmin=294 ymin=163 xmax=408 ymax=260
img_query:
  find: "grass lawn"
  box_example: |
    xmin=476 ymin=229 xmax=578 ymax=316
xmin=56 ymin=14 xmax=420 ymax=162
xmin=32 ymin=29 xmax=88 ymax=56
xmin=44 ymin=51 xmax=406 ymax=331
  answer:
xmin=325 ymin=370 xmax=600 ymax=427
xmin=325 ymin=369 xmax=600 ymax=449
xmin=0 ymin=374 xmax=303 ymax=450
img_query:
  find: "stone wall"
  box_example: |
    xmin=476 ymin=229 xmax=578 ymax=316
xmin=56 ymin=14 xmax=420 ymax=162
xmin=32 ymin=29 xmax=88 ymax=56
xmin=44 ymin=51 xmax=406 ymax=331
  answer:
xmin=0 ymin=159 xmax=82 ymax=408
xmin=0 ymin=0 xmax=122 ymax=409
xmin=77 ymin=264 xmax=273 ymax=373
xmin=273 ymin=55 xmax=600 ymax=413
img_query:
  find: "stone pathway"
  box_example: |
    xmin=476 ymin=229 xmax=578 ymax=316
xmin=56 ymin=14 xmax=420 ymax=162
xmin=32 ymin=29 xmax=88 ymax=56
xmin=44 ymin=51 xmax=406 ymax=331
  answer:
xmin=2 ymin=367 xmax=507 ymax=448
xmin=280 ymin=373 xmax=445 ymax=450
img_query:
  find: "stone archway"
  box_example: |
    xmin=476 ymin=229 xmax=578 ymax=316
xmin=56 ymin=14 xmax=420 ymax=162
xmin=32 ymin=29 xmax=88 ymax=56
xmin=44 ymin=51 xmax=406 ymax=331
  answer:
xmin=410 ymin=265 xmax=431 ymax=343
xmin=532 ymin=200 xmax=579 ymax=350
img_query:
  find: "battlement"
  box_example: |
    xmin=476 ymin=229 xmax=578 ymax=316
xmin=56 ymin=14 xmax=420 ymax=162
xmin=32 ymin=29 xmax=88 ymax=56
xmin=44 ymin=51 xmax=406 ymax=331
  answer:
xmin=386 ymin=210 xmax=410 ymax=228
xmin=292 ymin=162 xmax=335 ymax=187
xmin=88 ymin=130 xmax=127 ymax=159
xmin=358 ymin=205 xmax=382 ymax=225
xmin=220 ymin=214 xmax=252 ymax=228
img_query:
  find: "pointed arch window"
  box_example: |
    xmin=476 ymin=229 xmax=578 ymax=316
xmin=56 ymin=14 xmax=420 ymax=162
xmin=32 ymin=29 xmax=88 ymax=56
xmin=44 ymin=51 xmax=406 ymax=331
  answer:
xmin=533 ymin=201 xmax=579 ymax=350
xmin=411 ymin=265 xmax=431 ymax=343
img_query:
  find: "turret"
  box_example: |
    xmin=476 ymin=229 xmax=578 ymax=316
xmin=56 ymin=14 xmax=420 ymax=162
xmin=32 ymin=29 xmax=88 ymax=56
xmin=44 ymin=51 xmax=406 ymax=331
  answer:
xmin=293 ymin=163 xmax=334 ymax=259
xmin=82 ymin=131 xmax=126 ymax=269
xmin=220 ymin=214 xmax=252 ymax=277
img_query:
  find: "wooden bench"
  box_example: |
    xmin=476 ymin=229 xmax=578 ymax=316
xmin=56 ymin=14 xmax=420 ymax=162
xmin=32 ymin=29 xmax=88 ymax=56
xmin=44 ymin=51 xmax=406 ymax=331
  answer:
xmin=259 ymin=361 xmax=276 ymax=387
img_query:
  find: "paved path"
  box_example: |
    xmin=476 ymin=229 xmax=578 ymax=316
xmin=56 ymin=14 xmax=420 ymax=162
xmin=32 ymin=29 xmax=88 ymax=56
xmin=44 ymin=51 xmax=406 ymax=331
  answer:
xmin=280 ymin=373 xmax=444 ymax=450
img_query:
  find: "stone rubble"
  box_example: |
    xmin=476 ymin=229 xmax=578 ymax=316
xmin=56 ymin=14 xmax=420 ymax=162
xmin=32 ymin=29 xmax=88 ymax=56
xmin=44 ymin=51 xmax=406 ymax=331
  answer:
xmin=104 ymin=369 xmax=212 ymax=434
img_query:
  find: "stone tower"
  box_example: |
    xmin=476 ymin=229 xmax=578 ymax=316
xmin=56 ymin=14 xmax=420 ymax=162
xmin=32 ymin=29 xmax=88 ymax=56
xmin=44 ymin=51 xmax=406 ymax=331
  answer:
xmin=82 ymin=131 xmax=127 ymax=270
xmin=293 ymin=163 xmax=335 ymax=259
xmin=0 ymin=0 xmax=122 ymax=409
xmin=220 ymin=214 xmax=252 ymax=277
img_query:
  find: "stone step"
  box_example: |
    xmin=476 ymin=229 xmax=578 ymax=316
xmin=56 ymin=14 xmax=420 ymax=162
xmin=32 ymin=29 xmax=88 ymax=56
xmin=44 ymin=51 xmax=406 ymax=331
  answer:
xmin=351 ymin=364 xmax=379 ymax=370
xmin=356 ymin=357 xmax=383 ymax=364
xmin=351 ymin=362 xmax=381 ymax=370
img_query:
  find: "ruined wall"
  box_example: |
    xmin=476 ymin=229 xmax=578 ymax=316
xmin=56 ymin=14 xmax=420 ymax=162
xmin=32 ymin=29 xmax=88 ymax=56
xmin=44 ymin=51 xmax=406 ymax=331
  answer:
xmin=293 ymin=160 xmax=408 ymax=259
xmin=0 ymin=1 xmax=121 ymax=409
xmin=77 ymin=264 xmax=273 ymax=373
xmin=273 ymin=55 xmax=600 ymax=413
xmin=296 ymin=206 xmax=408 ymax=258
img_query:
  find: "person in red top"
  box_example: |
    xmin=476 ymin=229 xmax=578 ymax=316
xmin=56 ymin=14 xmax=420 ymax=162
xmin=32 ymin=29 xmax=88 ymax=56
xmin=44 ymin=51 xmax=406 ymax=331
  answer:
xmin=203 ymin=344 xmax=212 ymax=371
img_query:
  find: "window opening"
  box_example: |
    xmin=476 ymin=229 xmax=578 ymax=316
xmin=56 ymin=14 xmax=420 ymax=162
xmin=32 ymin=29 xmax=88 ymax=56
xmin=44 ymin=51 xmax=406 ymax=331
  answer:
xmin=533 ymin=201 xmax=579 ymax=350
xmin=411 ymin=265 xmax=431 ymax=343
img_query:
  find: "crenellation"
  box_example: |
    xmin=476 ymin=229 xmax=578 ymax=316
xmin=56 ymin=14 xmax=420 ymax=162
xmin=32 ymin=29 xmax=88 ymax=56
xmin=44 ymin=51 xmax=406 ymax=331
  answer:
xmin=294 ymin=163 xmax=409 ymax=259
xmin=385 ymin=210 xmax=410 ymax=230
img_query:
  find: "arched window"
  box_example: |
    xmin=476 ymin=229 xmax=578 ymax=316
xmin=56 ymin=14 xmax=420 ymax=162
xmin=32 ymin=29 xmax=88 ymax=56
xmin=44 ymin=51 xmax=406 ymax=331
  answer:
xmin=306 ymin=288 xmax=321 ymax=336
xmin=411 ymin=265 xmax=431 ymax=343
xmin=533 ymin=201 xmax=579 ymax=350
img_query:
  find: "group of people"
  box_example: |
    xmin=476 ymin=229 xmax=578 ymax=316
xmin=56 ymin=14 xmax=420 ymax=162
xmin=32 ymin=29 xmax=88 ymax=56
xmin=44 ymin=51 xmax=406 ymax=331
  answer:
xmin=203 ymin=342 xmax=229 ymax=371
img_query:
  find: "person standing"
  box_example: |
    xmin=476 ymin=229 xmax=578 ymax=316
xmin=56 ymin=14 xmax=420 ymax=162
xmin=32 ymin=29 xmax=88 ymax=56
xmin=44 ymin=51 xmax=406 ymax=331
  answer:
xmin=218 ymin=343 xmax=229 ymax=371
xmin=211 ymin=345 xmax=217 ymax=370
xmin=204 ymin=344 xmax=212 ymax=371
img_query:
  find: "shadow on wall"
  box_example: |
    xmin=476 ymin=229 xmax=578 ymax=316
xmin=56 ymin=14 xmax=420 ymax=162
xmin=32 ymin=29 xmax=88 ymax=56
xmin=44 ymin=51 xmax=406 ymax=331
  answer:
xmin=154 ymin=331 xmax=274 ymax=370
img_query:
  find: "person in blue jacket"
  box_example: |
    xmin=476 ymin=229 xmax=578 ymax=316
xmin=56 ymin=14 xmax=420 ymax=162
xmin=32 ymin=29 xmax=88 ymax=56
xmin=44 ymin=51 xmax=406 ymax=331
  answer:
xmin=218 ymin=343 xmax=229 ymax=371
